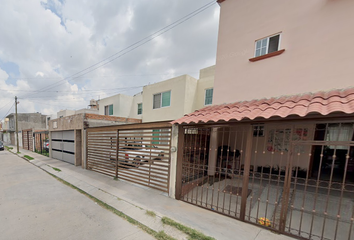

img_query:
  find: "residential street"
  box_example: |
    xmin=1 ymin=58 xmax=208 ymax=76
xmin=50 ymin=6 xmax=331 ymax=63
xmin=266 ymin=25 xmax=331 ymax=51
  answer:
xmin=0 ymin=150 xmax=154 ymax=240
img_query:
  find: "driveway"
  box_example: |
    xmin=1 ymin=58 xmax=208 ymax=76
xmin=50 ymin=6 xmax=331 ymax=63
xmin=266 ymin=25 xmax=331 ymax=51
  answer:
xmin=0 ymin=150 xmax=154 ymax=240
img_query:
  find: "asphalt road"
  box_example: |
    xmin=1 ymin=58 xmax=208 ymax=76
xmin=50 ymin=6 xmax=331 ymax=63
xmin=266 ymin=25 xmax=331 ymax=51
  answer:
xmin=0 ymin=150 xmax=155 ymax=240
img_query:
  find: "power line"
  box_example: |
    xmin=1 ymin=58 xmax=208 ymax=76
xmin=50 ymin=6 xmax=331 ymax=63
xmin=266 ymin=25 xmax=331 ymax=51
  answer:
xmin=20 ymin=0 xmax=216 ymax=99
xmin=28 ymin=100 xmax=83 ymax=109
xmin=0 ymin=71 xmax=200 ymax=80
xmin=0 ymin=102 xmax=15 ymax=122
xmin=0 ymin=100 xmax=13 ymax=111
xmin=3 ymin=85 xmax=144 ymax=94
xmin=17 ymin=103 xmax=28 ymax=113
xmin=41 ymin=2 xmax=216 ymax=92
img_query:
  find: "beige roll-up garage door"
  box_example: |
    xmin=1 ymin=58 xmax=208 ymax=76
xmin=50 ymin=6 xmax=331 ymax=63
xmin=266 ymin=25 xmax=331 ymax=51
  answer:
xmin=51 ymin=130 xmax=75 ymax=165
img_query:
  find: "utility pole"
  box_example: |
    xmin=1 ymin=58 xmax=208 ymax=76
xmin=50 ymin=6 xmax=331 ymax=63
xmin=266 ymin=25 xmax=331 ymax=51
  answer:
xmin=15 ymin=96 xmax=19 ymax=153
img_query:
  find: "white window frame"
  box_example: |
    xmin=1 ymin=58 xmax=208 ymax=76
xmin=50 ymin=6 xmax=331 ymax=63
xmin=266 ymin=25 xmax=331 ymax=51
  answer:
xmin=254 ymin=33 xmax=282 ymax=57
xmin=153 ymin=90 xmax=171 ymax=109
xmin=137 ymin=103 xmax=142 ymax=115
xmin=104 ymin=104 xmax=113 ymax=116
xmin=204 ymin=88 xmax=213 ymax=106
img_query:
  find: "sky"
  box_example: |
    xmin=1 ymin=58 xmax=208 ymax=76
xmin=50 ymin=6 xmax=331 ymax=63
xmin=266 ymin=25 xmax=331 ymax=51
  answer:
xmin=0 ymin=0 xmax=220 ymax=120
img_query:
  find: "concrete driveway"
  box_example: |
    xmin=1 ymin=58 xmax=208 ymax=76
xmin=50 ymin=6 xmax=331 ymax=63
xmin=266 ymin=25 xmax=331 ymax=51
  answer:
xmin=0 ymin=150 xmax=154 ymax=240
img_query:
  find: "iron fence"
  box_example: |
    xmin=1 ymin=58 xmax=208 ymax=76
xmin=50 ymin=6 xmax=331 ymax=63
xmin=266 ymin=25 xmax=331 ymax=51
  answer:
xmin=33 ymin=131 xmax=49 ymax=156
xmin=178 ymin=121 xmax=354 ymax=240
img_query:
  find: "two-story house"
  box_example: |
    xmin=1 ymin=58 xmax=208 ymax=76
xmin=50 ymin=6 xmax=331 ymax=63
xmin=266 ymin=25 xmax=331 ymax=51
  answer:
xmin=172 ymin=1 xmax=354 ymax=239
xmin=96 ymin=65 xmax=215 ymax=122
xmin=2 ymin=113 xmax=47 ymax=147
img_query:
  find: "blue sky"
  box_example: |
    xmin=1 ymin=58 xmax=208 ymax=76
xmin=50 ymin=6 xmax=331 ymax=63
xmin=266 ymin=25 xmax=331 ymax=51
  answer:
xmin=0 ymin=60 xmax=20 ymax=86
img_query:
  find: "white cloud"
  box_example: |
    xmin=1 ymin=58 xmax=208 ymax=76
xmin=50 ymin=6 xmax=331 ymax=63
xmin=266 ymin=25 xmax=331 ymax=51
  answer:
xmin=0 ymin=0 xmax=219 ymax=120
xmin=36 ymin=72 xmax=45 ymax=77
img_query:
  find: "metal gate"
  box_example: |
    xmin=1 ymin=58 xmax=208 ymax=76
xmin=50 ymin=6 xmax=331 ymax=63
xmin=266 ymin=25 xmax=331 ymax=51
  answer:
xmin=33 ymin=131 xmax=49 ymax=156
xmin=51 ymin=131 xmax=76 ymax=165
xmin=22 ymin=129 xmax=33 ymax=151
xmin=179 ymin=122 xmax=354 ymax=240
xmin=86 ymin=123 xmax=172 ymax=193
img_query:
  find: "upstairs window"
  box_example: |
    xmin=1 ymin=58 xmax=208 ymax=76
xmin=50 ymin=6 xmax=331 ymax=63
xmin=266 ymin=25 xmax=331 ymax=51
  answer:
xmin=137 ymin=103 xmax=142 ymax=115
xmin=205 ymin=88 xmax=213 ymax=105
xmin=153 ymin=91 xmax=171 ymax=109
xmin=104 ymin=104 xmax=113 ymax=116
xmin=255 ymin=34 xmax=281 ymax=57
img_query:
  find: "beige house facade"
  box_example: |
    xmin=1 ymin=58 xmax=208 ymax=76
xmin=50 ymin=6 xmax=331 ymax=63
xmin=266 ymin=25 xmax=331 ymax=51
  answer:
xmin=97 ymin=94 xmax=133 ymax=118
xmin=95 ymin=65 xmax=215 ymax=123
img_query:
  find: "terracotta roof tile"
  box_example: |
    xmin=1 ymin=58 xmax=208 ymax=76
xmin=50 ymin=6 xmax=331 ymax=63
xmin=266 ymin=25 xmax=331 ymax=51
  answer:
xmin=172 ymin=87 xmax=354 ymax=124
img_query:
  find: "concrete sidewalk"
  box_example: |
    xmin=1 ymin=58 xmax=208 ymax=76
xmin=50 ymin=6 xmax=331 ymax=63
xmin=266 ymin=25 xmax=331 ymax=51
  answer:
xmin=5 ymin=146 xmax=294 ymax=240
xmin=0 ymin=150 xmax=154 ymax=240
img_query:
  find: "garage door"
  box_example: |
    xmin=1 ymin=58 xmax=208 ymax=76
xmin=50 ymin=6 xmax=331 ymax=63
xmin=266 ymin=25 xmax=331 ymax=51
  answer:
xmin=51 ymin=130 xmax=75 ymax=165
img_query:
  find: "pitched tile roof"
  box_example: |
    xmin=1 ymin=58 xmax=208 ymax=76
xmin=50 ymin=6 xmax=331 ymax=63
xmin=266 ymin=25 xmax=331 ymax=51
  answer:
xmin=172 ymin=87 xmax=354 ymax=124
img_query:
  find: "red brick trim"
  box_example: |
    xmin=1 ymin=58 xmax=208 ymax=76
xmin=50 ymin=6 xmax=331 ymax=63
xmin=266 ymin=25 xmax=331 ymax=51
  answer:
xmin=249 ymin=49 xmax=285 ymax=62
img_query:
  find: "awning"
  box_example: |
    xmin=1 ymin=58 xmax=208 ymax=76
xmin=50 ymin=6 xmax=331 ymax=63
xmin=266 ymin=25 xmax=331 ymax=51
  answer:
xmin=172 ymin=87 xmax=354 ymax=124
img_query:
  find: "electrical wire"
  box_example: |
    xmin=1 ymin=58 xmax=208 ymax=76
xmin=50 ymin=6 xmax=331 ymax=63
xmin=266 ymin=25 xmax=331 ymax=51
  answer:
xmin=0 ymin=100 xmax=13 ymax=111
xmin=19 ymin=0 xmax=216 ymax=99
xmin=5 ymin=85 xmax=144 ymax=94
xmin=0 ymin=102 xmax=15 ymax=122
xmin=0 ymin=71 xmax=200 ymax=80
xmin=28 ymin=100 xmax=82 ymax=109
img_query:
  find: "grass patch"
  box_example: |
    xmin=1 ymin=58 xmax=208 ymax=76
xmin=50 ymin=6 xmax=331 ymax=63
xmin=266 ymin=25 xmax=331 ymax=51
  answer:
xmin=156 ymin=231 xmax=175 ymax=240
xmin=161 ymin=217 xmax=215 ymax=240
xmin=5 ymin=146 xmax=13 ymax=150
xmin=24 ymin=155 xmax=34 ymax=160
xmin=52 ymin=167 xmax=61 ymax=172
xmin=35 ymin=149 xmax=49 ymax=157
xmin=46 ymin=173 xmax=176 ymax=240
xmin=17 ymin=152 xmax=21 ymax=154
xmin=146 ymin=210 xmax=156 ymax=217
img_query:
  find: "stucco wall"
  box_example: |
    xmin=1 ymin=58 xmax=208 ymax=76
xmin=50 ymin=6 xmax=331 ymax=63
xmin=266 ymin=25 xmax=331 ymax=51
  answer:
xmin=214 ymin=0 xmax=354 ymax=104
xmin=118 ymin=94 xmax=134 ymax=118
xmin=129 ymin=92 xmax=143 ymax=119
xmin=142 ymin=75 xmax=197 ymax=122
xmin=193 ymin=65 xmax=215 ymax=111
xmin=49 ymin=114 xmax=84 ymax=131
xmin=6 ymin=113 xmax=47 ymax=132
xmin=183 ymin=76 xmax=198 ymax=115
xmin=98 ymin=94 xmax=133 ymax=118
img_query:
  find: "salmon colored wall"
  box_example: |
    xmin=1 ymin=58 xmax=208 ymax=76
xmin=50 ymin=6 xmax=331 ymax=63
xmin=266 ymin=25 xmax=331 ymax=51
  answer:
xmin=214 ymin=0 xmax=354 ymax=104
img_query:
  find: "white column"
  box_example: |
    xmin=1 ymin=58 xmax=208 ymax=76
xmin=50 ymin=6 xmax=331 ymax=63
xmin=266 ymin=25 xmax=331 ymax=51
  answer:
xmin=168 ymin=124 xmax=179 ymax=198
xmin=208 ymin=127 xmax=219 ymax=176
